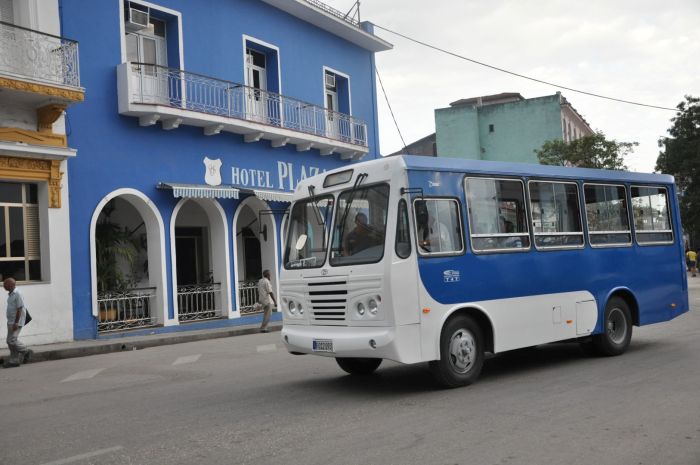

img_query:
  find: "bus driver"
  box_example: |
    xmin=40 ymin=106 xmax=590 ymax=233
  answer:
xmin=344 ymin=212 xmax=380 ymax=256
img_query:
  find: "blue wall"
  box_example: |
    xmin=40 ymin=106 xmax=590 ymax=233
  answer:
xmin=61 ymin=0 xmax=384 ymax=339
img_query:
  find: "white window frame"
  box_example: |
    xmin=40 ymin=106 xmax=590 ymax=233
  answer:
xmin=242 ymin=34 xmax=281 ymax=94
xmin=583 ymin=182 xmax=632 ymax=248
xmin=465 ymin=177 xmax=532 ymax=254
xmin=0 ymin=182 xmax=42 ymax=283
xmin=630 ymin=185 xmax=674 ymax=246
xmin=322 ymin=66 xmax=352 ymax=115
xmin=118 ymin=0 xmax=184 ymax=69
xmin=412 ymin=197 xmax=465 ymax=257
xmin=527 ymin=179 xmax=585 ymax=251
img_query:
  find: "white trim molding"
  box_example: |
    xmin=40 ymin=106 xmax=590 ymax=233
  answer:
xmin=89 ymin=188 xmax=169 ymax=326
xmin=232 ymin=196 xmax=280 ymax=318
xmin=118 ymin=0 xmax=184 ymax=69
xmin=170 ymin=197 xmax=233 ymax=323
xmin=322 ymin=65 xmax=352 ymax=116
xmin=242 ymin=34 xmax=283 ymax=95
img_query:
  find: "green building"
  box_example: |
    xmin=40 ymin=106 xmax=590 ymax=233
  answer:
xmin=398 ymin=92 xmax=593 ymax=163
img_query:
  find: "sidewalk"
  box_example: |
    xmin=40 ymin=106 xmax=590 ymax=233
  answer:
xmin=1 ymin=320 xmax=282 ymax=365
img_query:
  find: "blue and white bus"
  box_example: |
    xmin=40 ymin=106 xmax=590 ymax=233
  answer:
xmin=279 ymin=156 xmax=688 ymax=387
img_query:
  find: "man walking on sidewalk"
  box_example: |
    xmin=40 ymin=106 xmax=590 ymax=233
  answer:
xmin=4 ymin=278 xmax=32 ymax=368
xmin=257 ymin=270 xmax=277 ymax=333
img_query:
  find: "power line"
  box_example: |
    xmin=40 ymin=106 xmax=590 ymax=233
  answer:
xmin=373 ymin=23 xmax=678 ymax=112
xmin=376 ymin=66 xmax=407 ymax=150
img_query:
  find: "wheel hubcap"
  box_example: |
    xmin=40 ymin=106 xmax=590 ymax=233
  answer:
xmin=448 ymin=329 xmax=476 ymax=374
xmin=607 ymin=307 xmax=628 ymax=345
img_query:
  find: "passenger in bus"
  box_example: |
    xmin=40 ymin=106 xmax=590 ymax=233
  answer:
xmin=344 ymin=212 xmax=380 ymax=256
xmin=416 ymin=201 xmax=454 ymax=253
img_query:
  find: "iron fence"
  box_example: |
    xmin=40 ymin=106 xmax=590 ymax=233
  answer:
xmin=177 ymin=282 xmax=222 ymax=322
xmin=0 ymin=21 xmax=80 ymax=88
xmin=238 ymin=280 xmax=262 ymax=315
xmin=97 ymin=287 xmax=157 ymax=333
xmin=128 ymin=63 xmax=368 ymax=147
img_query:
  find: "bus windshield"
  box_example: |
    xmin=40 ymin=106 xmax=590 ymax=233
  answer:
xmin=330 ymin=184 xmax=390 ymax=266
xmin=284 ymin=195 xmax=334 ymax=269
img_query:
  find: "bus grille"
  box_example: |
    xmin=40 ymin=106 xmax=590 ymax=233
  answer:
xmin=308 ymin=280 xmax=347 ymax=323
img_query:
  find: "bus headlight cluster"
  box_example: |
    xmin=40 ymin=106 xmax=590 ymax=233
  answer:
xmin=284 ymin=298 xmax=304 ymax=316
xmin=355 ymin=295 xmax=382 ymax=318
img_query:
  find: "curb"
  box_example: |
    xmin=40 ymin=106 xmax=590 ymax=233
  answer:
xmin=1 ymin=325 xmax=281 ymax=365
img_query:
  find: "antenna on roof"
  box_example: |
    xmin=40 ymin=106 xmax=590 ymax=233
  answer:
xmin=343 ymin=1 xmax=360 ymax=24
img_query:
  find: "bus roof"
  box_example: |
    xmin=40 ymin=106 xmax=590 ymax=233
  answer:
xmin=398 ymin=155 xmax=674 ymax=184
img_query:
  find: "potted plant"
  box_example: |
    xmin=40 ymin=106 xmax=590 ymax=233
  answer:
xmin=95 ymin=200 xmax=142 ymax=322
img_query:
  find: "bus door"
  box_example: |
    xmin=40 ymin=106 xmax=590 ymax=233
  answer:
xmin=391 ymin=198 xmax=421 ymax=325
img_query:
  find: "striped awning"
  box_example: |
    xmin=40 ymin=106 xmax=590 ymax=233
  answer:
xmin=249 ymin=189 xmax=294 ymax=203
xmin=157 ymin=183 xmax=240 ymax=199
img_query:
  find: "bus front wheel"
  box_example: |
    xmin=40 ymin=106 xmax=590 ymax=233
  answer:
xmin=430 ymin=315 xmax=485 ymax=388
xmin=336 ymin=357 xmax=382 ymax=375
xmin=591 ymin=297 xmax=633 ymax=356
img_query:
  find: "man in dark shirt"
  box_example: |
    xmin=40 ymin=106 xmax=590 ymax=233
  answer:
xmin=344 ymin=212 xmax=375 ymax=256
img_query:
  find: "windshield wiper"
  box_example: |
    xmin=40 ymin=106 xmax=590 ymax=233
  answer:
xmin=336 ymin=173 xmax=368 ymax=251
xmin=307 ymin=185 xmax=326 ymax=227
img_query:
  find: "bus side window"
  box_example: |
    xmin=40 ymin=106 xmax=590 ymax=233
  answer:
xmin=584 ymin=184 xmax=631 ymax=246
xmin=395 ymin=199 xmax=411 ymax=258
xmin=465 ymin=177 xmax=531 ymax=252
xmin=414 ymin=198 xmax=464 ymax=255
xmin=631 ymin=185 xmax=673 ymax=245
xmin=529 ymin=180 xmax=584 ymax=249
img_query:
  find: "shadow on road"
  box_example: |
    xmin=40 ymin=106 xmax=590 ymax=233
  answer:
xmin=284 ymin=339 xmax=661 ymax=396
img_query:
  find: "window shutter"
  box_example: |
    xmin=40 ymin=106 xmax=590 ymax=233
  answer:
xmin=0 ymin=0 xmax=14 ymax=23
xmin=25 ymin=205 xmax=40 ymax=258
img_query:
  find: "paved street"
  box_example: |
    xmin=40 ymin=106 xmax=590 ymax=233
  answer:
xmin=1 ymin=283 xmax=699 ymax=465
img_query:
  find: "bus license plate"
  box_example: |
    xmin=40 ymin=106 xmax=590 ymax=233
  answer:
xmin=313 ymin=339 xmax=334 ymax=353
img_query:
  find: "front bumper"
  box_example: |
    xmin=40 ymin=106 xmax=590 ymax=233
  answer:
xmin=281 ymin=324 xmax=422 ymax=364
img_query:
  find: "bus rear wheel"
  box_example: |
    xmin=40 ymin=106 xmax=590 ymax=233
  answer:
xmin=430 ymin=315 xmax=485 ymax=388
xmin=591 ymin=297 xmax=633 ymax=356
xmin=336 ymin=357 xmax=382 ymax=375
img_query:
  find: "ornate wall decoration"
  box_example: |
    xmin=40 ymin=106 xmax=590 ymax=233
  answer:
xmin=0 ymin=155 xmax=63 ymax=208
xmin=0 ymin=77 xmax=84 ymax=102
xmin=0 ymin=127 xmax=67 ymax=147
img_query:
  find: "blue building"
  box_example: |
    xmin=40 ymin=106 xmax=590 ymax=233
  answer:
xmin=60 ymin=0 xmax=391 ymax=339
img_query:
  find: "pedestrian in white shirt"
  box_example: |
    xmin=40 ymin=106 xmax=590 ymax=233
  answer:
xmin=4 ymin=278 xmax=32 ymax=368
xmin=257 ymin=270 xmax=276 ymax=333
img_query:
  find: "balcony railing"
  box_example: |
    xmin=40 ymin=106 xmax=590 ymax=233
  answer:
xmin=97 ymin=287 xmax=157 ymax=333
xmin=0 ymin=21 xmax=80 ymax=88
xmin=126 ymin=62 xmax=368 ymax=148
xmin=177 ymin=282 xmax=222 ymax=322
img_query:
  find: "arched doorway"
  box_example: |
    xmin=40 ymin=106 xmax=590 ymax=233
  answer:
xmin=171 ymin=198 xmax=231 ymax=322
xmin=90 ymin=189 xmax=167 ymax=333
xmin=233 ymin=196 xmax=278 ymax=315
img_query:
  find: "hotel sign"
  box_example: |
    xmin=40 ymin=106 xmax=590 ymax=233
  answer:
xmin=230 ymin=161 xmax=326 ymax=191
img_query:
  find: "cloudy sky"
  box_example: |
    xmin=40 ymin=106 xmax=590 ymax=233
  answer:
xmin=324 ymin=0 xmax=700 ymax=172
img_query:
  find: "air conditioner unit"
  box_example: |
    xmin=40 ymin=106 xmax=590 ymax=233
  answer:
xmin=325 ymin=72 xmax=336 ymax=89
xmin=126 ymin=7 xmax=149 ymax=32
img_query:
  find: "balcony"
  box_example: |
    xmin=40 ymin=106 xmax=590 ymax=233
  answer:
xmin=0 ymin=21 xmax=84 ymax=103
xmin=117 ymin=63 xmax=369 ymax=159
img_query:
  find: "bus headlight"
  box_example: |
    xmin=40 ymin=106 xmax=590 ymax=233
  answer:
xmin=368 ymin=298 xmax=378 ymax=315
xmin=289 ymin=301 xmax=297 ymax=315
xmin=298 ymin=303 xmax=304 ymax=315
xmin=356 ymin=302 xmax=366 ymax=316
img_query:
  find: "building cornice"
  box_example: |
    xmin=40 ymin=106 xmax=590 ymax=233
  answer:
xmin=259 ymin=0 xmax=392 ymax=52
